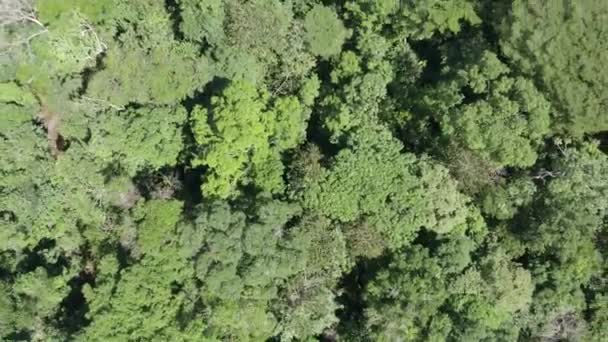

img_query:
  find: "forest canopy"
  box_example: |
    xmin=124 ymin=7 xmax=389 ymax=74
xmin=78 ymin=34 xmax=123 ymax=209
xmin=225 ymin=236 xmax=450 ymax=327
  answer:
xmin=1 ymin=0 xmax=607 ymax=341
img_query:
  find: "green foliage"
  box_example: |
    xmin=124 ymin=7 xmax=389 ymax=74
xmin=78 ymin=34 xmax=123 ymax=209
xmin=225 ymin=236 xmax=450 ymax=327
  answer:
xmin=224 ymin=0 xmax=290 ymax=61
xmin=180 ymin=200 xmax=346 ymax=341
xmin=364 ymin=244 xmax=533 ymax=341
xmin=275 ymin=214 xmax=348 ymax=340
xmin=345 ymin=0 xmax=480 ymax=40
xmin=35 ymin=11 xmax=105 ymax=75
xmin=481 ymin=178 xmax=536 ymax=220
xmin=498 ymin=0 xmax=608 ymax=135
xmin=1 ymin=97 xmax=105 ymax=264
xmin=390 ymin=0 xmax=482 ymax=40
xmin=585 ymin=292 xmax=608 ymax=342
xmin=86 ymin=40 xmax=209 ymax=106
xmin=322 ymin=65 xmax=395 ymax=141
xmin=441 ymin=144 xmax=501 ymax=196
xmin=448 ymin=247 xmax=534 ymax=339
xmin=178 ymin=0 xmax=225 ymax=45
xmin=526 ymin=141 xmax=608 ymax=254
xmin=192 ymin=80 xmax=309 ymax=198
xmin=88 ymin=106 xmax=187 ymax=176
xmin=0 ymin=82 xmax=37 ymax=104
xmin=36 ymin=0 xmax=116 ymax=24
xmin=214 ymin=0 xmax=316 ymax=89
xmin=304 ymin=5 xmax=348 ymax=58
xmin=364 ymin=246 xmax=450 ymax=340
xmin=516 ymin=141 xmax=608 ymax=338
xmin=85 ymin=1 xmax=212 ymax=106
xmin=1 ymin=0 xmax=607 ymax=340
xmin=80 ymin=200 xmax=208 ymax=341
xmin=2 ymin=267 xmax=73 ymax=340
xmin=301 ymin=124 xmax=473 ymax=249
xmin=421 ymin=50 xmax=551 ymax=167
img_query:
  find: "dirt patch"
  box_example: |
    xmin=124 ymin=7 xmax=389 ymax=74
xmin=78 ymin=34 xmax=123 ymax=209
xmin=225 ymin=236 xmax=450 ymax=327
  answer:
xmin=35 ymin=97 xmax=67 ymax=158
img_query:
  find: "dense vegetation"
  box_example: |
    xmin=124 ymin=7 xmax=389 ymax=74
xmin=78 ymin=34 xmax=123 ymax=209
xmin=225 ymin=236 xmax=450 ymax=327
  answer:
xmin=1 ymin=0 xmax=607 ymax=341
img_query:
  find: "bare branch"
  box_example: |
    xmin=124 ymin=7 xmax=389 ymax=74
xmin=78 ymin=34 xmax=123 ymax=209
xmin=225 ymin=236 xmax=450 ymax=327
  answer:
xmin=532 ymin=169 xmax=563 ymax=183
xmin=80 ymin=96 xmax=125 ymax=111
xmin=0 ymin=0 xmax=44 ymax=28
xmin=76 ymin=12 xmax=106 ymax=59
xmin=0 ymin=26 xmax=46 ymax=49
xmin=0 ymin=0 xmax=48 ymax=54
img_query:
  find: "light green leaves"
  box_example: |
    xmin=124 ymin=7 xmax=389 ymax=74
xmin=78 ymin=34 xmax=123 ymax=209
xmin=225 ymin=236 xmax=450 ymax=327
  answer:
xmin=41 ymin=11 xmax=105 ymax=75
xmin=364 ymin=245 xmax=533 ymax=341
xmin=304 ymin=5 xmax=348 ymax=58
xmin=401 ymin=0 xmax=481 ymax=39
xmin=0 ymin=82 xmax=37 ymax=105
xmin=192 ymin=81 xmax=270 ymax=198
xmin=80 ymin=200 xmax=206 ymax=341
xmin=84 ymin=1 xmax=211 ymax=106
xmin=179 ymin=0 xmax=225 ymax=45
xmin=88 ymin=106 xmax=187 ymax=176
xmin=423 ymin=51 xmax=552 ymax=167
xmin=499 ymin=0 xmax=608 ymax=135
xmin=192 ymin=80 xmax=309 ymax=198
xmin=86 ymin=39 xmax=210 ymax=106
xmin=302 ymin=124 xmax=471 ymax=249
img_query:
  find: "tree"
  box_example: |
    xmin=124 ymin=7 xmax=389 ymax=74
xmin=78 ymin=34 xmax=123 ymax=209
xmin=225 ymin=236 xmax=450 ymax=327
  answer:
xmin=344 ymin=0 xmax=480 ymax=41
xmin=0 ymin=0 xmax=47 ymax=53
xmin=80 ymin=200 xmax=208 ymax=341
xmin=300 ymin=123 xmax=474 ymax=250
xmin=585 ymin=291 xmax=608 ymax=342
xmin=395 ymin=0 xmax=481 ymax=39
xmin=1 ymin=92 xmax=99 ymax=262
xmin=321 ymin=65 xmax=394 ymax=141
xmin=84 ymin=1 xmax=211 ymax=106
xmin=1 ymin=267 xmax=74 ymax=341
xmin=513 ymin=141 xmax=608 ymax=339
xmin=33 ymin=10 xmax=106 ymax=76
xmin=87 ymin=106 xmax=188 ymax=176
xmin=364 ymin=246 xmax=450 ymax=341
xmin=211 ymin=0 xmax=316 ymax=91
xmin=304 ymin=5 xmax=348 ymax=58
xmin=419 ymin=50 xmax=552 ymax=167
xmin=480 ymin=178 xmax=536 ymax=220
xmin=275 ymin=214 xmax=349 ymax=340
xmin=178 ymin=0 xmax=225 ymax=46
xmin=498 ymin=0 xmax=608 ymax=135
xmin=447 ymin=247 xmax=533 ymax=340
xmin=170 ymin=199 xmax=349 ymax=341
xmin=0 ymin=0 xmax=41 ymax=27
xmin=192 ymin=80 xmax=309 ymax=198
xmin=362 ymin=243 xmax=533 ymax=341
xmin=2 ymin=0 xmax=607 ymax=339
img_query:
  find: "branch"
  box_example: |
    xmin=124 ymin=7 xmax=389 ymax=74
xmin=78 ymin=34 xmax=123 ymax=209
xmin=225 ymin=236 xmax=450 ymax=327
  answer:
xmin=0 ymin=0 xmax=47 ymax=54
xmin=531 ymin=169 xmax=563 ymax=183
xmin=80 ymin=96 xmax=125 ymax=111
xmin=77 ymin=13 xmax=106 ymax=59
xmin=0 ymin=0 xmax=44 ymax=28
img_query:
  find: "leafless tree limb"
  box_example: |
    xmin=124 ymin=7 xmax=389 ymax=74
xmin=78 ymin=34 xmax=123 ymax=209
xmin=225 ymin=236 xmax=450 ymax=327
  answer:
xmin=80 ymin=96 xmax=125 ymax=111
xmin=0 ymin=0 xmax=44 ymax=28
xmin=0 ymin=0 xmax=48 ymax=53
xmin=532 ymin=169 xmax=563 ymax=183
xmin=76 ymin=12 xmax=106 ymax=60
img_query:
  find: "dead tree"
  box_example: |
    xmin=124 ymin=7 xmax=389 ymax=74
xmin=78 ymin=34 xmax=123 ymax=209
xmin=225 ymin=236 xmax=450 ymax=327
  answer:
xmin=0 ymin=0 xmax=48 ymax=52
